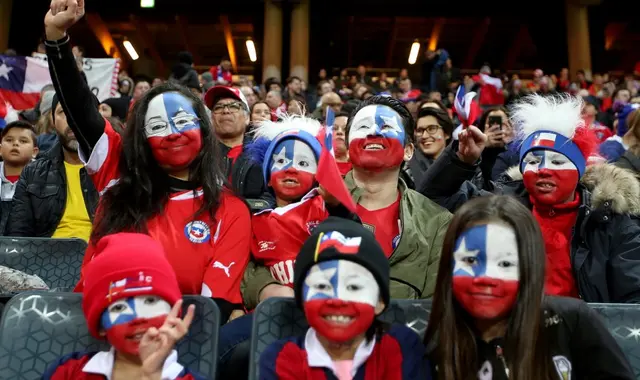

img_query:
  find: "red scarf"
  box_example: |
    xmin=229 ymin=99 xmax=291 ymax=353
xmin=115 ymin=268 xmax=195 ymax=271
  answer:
xmin=531 ymin=192 xmax=581 ymax=298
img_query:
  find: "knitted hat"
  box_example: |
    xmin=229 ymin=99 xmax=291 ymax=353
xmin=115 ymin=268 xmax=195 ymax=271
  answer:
xmin=293 ymin=217 xmax=390 ymax=311
xmin=82 ymin=233 xmax=182 ymax=339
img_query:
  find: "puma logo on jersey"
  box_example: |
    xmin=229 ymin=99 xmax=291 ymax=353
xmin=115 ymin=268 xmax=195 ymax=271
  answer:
xmin=213 ymin=261 xmax=235 ymax=277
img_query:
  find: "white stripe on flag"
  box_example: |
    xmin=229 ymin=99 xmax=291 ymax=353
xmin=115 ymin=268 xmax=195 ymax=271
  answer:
xmin=23 ymin=57 xmax=52 ymax=93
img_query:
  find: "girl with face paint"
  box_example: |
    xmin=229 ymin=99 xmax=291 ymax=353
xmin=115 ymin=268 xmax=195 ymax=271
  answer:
xmin=44 ymin=233 xmax=206 ymax=380
xmin=45 ymin=0 xmax=251 ymax=323
xmin=425 ymin=196 xmax=635 ymax=380
xmin=259 ymin=217 xmax=430 ymax=380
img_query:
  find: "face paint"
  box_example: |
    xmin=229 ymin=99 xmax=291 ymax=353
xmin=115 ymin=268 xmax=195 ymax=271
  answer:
xmin=145 ymin=92 xmax=203 ymax=170
xmin=348 ymin=105 xmax=406 ymax=171
xmin=100 ymin=295 xmax=171 ymax=355
xmin=268 ymin=139 xmax=317 ymax=201
xmin=452 ymin=224 xmax=519 ymax=320
xmin=303 ymin=259 xmax=379 ymax=343
xmin=522 ymin=150 xmax=579 ymax=205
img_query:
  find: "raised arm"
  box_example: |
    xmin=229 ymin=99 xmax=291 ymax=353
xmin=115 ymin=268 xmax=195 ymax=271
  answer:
xmin=44 ymin=0 xmax=105 ymax=155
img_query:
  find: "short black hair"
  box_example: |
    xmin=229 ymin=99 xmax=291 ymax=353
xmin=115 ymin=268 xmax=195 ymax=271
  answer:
xmin=2 ymin=121 xmax=37 ymax=147
xmin=287 ymin=76 xmax=302 ymax=85
xmin=347 ymin=95 xmax=414 ymax=145
xmin=417 ymin=106 xmax=454 ymax=139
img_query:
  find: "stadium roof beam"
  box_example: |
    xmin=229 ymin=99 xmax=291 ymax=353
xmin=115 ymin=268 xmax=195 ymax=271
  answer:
xmin=85 ymin=13 xmax=123 ymax=59
xmin=220 ymin=15 xmax=238 ymax=72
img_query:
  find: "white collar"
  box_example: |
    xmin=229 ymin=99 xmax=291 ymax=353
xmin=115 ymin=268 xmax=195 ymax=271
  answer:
xmin=304 ymin=328 xmax=376 ymax=378
xmin=82 ymin=347 xmax=184 ymax=380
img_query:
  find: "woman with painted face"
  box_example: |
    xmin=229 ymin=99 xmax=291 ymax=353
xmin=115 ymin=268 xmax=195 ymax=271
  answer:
xmin=44 ymin=0 xmax=251 ymax=322
xmin=419 ymin=94 xmax=640 ymax=303
xmin=425 ymin=195 xmax=634 ymax=380
xmin=260 ymin=217 xmax=428 ymax=380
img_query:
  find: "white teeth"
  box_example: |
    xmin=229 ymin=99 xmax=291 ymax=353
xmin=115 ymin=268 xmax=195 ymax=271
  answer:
xmin=364 ymin=144 xmax=384 ymax=150
xmin=324 ymin=315 xmax=353 ymax=324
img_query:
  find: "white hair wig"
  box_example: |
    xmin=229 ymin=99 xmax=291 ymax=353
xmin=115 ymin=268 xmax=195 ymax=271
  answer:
xmin=511 ymin=94 xmax=585 ymax=141
xmin=251 ymin=113 xmax=322 ymax=141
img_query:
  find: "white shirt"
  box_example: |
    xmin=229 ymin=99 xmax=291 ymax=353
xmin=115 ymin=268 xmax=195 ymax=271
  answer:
xmin=304 ymin=328 xmax=376 ymax=378
xmin=82 ymin=347 xmax=184 ymax=380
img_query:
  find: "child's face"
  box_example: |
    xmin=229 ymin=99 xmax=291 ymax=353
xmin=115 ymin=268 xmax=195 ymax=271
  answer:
xmin=0 ymin=128 xmax=36 ymax=166
xmin=100 ymin=295 xmax=171 ymax=355
xmin=302 ymin=259 xmax=382 ymax=343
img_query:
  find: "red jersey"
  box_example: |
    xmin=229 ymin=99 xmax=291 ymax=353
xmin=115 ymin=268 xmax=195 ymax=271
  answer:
xmin=251 ymin=191 xmax=328 ymax=287
xmin=76 ymin=122 xmax=251 ymax=304
xmin=336 ymin=161 xmax=352 ymax=176
xmin=356 ymin=197 xmax=401 ymax=257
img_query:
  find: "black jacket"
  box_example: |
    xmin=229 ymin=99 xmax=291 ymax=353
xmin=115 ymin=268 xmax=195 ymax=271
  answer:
xmin=5 ymin=143 xmax=98 ymax=237
xmin=219 ymin=139 xmax=268 ymax=208
xmin=470 ymin=296 xmax=634 ymax=380
xmin=615 ymin=146 xmax=640 ymax=175
xmin=420 ymin=146 xmax=640 ymax=303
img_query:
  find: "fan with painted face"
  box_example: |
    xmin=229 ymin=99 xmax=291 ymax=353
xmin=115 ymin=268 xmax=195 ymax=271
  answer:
xmin=269 ymin=137 xmax=319 ymax=202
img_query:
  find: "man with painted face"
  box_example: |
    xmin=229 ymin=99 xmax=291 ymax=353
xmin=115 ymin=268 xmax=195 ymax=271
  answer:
xmin=44 ymin=0 xmax=251 ymax=322
xmin=260 ymin=217 xmax=428 ymax=380
xmin=43 ymin=233 xmax=204 ymax=380
xmin=419 ymin=94 xmax=640 ymax=303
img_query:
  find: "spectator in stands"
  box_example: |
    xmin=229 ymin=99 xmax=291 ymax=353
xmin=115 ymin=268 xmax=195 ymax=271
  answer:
xmin=44 ymin=5 xmax=252 ymax=322
xmin=600 ymin=104 xmax=640 ymax=161
xmin=6 ymin=94 xmax=98 ymax=240
xmin=205 ymin=86 xmax=266 ymax=200
xmin=264 ymin=77 xmax=283 ymax=93
xmin=42 ymin=233 xmax=204 ymax=380
xmin=210 ymin=57 xmax=233 ymax=86
xmin=35 ymin=87 xmax=59 ymax=152
xmin=283 ymin=76 xmax=303 ymax=103
xmin=333 ymin=110 xmax=351 ymax=176
xmin=240 ymin=85 xmax=258 ymax=109
xmin=420 ymin=94 xmax=640 ymax=303
xmin=425 ymin=195 xmax=635 ymax=379
xmin=118 ymin=77 xmax=133 ymax=97
xmin=576 ymin=69 xmax=591 ymax=89
xmin=615 ymin=110 xmax=640 ymax=175
xmin=355 ymin=64 xmax=373 ymax=86
xmin=132 ymin=80 xmax=151 ymax=103
xmin=286 ymin=97 xmax=306 ymax=116
xmin=169 ymin=51 xmax=200 ymax=96
xmin=265 ymin=90 xmax=287 ymax=121
xmin=260 ymin=217 xmax=428 ymax=379
xmin=311 ymin=92 xmax=341 ymax=122
xmin=250 ymin=101 xmax=271 ymax=124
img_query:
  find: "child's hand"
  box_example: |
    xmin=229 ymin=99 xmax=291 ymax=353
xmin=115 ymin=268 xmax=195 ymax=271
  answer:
xmin=139 ymin=300 xmax=196 ymax=378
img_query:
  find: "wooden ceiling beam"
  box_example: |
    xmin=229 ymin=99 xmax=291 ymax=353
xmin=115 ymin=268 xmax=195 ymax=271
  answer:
xmin=85 ymin=13 xmax=123 ymax=59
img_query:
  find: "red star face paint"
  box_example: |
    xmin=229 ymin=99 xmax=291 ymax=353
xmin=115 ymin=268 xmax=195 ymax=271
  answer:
xmin=268 ymin=139 xmax=317 ymax=201
xmin=144 ymin=92 xmax=202 ymax=170
xmin=348 ymin=105 xmax=405 ymax=171
xmin=100 ymin=295 xmax=171 ymax=355
xmin=521 ymin=150 xmax=579 ymax=205
xmin=302 ymin=259 xmax=379 ymax=343
xmin=452 ymin=224 xmax=520 ymax=320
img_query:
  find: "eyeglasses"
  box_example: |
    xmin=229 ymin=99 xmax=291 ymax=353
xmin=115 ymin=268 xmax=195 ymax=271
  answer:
xmin=415 ymin=124 xmax=442 ymax=136
xmin=213 ymin=102 xmax=244 ymax=114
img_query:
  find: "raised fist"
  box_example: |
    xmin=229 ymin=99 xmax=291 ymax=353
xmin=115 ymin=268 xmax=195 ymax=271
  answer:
xmin=44 ymin=0 xmax=85 ymax=41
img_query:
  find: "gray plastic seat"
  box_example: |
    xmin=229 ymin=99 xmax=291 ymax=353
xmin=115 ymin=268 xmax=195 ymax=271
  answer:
xmin=590 ymin=303 xmax=640 ymax=378
xmin=0 ymin=291 xmax=219 ymax=379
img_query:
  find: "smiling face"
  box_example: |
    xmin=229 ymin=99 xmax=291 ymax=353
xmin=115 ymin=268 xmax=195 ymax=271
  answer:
xmin=100 ymin=295 xmax=171 ymax=355
xmin=522 ymin=150 xmax=579 ymax=205
xmin=348 ymin=105 xmax=406 ymax=171
xmin=415 ymin=115 xmax=447 ymax=158
xmin=303 ymin=259 xmax=381 ymax=343
xmin=145 ymin=92 xmax=202 ymax=171
xmin=269 ymin=138 xmax=318 ymax=202
xmin=452 ymin=223 xmax=519 ymax=320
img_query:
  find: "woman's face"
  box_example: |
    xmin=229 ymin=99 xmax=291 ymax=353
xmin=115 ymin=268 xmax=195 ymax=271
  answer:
xmin=452 ymin=223 xmax=520 ymax=320
xmin=99 ymin=103 xmax=113 ymax=118
xmin=415 ymin=115 xmax=448 ymax=158
xmin=485 ymin=110 xmax=513 ymax=143
xmin=251 ymin=103 xmax=271 ymax=122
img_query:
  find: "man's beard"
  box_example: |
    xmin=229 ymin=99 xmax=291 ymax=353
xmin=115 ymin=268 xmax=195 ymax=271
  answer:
xmin=57 ymin=130 xmax=79 ymax=153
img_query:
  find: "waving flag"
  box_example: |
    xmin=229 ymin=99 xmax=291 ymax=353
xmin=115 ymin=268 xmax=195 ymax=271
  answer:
xmin=453 ymin=86 xmax=480 ymax=128
xmin=316 ymin=107 xmax=357 ymax=213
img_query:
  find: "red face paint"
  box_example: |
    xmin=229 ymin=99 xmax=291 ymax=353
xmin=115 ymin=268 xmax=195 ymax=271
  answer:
xmin=348 ymin=136 xmax=404 ymax=172
xmin=453 ymin=276 xmax=519 ymax=320
xmin=104 ymin=314 xmax=166 ymax=356
xmin=269 ymin=167 xmax=315 ymax=201
xmin=304 ymin=298 xmax=375 ymax=343
xmin=523 ymin=168 xmax=579 ymax=206
xmin=147 ymin=128 xmax=202 ymax=169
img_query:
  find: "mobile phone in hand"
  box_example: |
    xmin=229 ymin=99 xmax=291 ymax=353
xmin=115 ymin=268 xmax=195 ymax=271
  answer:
xmin=488 ymin=115 xmax=503 ymax=130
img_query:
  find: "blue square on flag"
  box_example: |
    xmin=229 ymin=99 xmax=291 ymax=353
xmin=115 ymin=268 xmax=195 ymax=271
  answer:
xmin=0 ymin=56 xmax=27 ymax=92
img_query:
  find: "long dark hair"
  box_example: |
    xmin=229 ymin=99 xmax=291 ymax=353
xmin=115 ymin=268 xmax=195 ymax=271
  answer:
xmin=91 ymin=83 xmax=225 ymax=242
xmin=424 ymin=195 xmax=553 ymax=380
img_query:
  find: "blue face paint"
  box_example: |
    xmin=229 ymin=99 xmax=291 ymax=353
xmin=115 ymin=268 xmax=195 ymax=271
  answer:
xmin=144 ymin=92 xmax=200 ymax=137
xmin=270 ymin=139 xmax=318 ymax=174
xmin=452 ymin=224 xmax=519 ymax=280
xmin=348 ymin=105 xmax=406 ymax=145
xmin=100 ymin=297 xmax=139 ymax=329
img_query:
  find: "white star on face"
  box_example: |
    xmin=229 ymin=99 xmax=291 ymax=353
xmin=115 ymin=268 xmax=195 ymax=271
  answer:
xmin=452 ymin=237 xmax=479 ymax=276
xmin=303 ymin=266 xmax=337 ymax=301
xmin=271 ymin=146 xmax=291 ymax=172
xmin=379 ymin=114 xmax=402 ymax=135
xmin=0 ymin=63 xmax=12 ymax=81
xmin=108 ymin=303 xmax=135 ymax=324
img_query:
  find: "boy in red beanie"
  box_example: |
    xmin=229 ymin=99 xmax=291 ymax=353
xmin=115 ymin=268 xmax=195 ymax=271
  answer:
xmin=42 ymin=233 xmax=205 ymax=380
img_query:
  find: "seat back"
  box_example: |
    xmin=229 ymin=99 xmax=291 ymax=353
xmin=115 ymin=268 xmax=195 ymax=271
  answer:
xmin=0 ymin=237 xmax=87 ymax=290
xmin=248 ymin=297 xmax=432 ymax=380
xmin=0 ymin=291 xmax=220 ymax=379
xmin=590 ymin=303 xmax=640 ymax=378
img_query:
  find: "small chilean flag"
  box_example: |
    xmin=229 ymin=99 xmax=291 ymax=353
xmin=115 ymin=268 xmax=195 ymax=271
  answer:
xmin=532 ymin=132 xmax=557 ymax=148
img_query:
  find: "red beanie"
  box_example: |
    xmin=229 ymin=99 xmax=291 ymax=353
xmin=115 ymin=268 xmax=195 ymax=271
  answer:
xmin=82 ymin=233 xmax=182 ymax=339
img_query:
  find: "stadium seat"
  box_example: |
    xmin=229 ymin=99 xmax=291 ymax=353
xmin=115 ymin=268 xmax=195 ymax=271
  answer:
xmin=0 ymin=237 xmax=87 ymax=291
xmin=0 ymin=291 xmax=220 ymax=380
xmin=248 ymin=297 xmax=431 ymax=380
xmin=591 ymin=303 xmax=640 ymax=378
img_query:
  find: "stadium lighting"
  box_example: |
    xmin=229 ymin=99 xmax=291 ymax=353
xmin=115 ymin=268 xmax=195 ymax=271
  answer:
xmin=123 ymin=40 xmax=140 ymax=60
xmin=141 ymin=0 xmax=155 ymax=8
xmin=246 ymin=39 xmax=257 ymax=62
xmin=408 ymin=40 xmax=420 ymax=65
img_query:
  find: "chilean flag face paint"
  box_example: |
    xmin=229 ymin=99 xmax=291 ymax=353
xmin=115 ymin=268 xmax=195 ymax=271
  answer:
xmin=348 ymin=105 xmax=406 ymax=171
xmin=452 ymin=224 xmax=520 ymax=320
xmin=100 ymin=295 xmax=171 ymax=355
xmin=303 ymin=259 xmax=379 ymax=343
xmin=144 ymin=92 xmax=202 ymax=170
xmin=269 ymin=139 xmax=317 ymax=201
xmin=522 ymin=150 xmax=579 ymax=205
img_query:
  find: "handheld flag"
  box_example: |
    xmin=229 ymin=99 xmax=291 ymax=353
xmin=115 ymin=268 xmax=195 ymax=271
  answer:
xmin=453 ymin=86 xmax=480 ymax=129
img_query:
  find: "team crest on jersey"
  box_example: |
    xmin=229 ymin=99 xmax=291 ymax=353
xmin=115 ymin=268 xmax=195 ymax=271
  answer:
xmin=259 ymin=241 xmax=276 ymax=252
xmin=552 ymin=355 xmax=571 ymax=380
xmin=184 ymin=220 xmax=211 ymax=243
xmin=306 ymin=220 xmax=321 ymax=234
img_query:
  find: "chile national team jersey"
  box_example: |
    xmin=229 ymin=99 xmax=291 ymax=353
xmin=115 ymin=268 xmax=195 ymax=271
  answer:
xmin=75 ymin=121 xmax=251 ymax=304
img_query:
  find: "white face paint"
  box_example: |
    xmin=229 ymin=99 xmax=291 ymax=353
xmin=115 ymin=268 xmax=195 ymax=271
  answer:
xmin=302 ymin=260 xmax=379 ymax=307
xmin=270 ymin=139 xmax=318 ymax=175
xmin=144 ymin=92 xmax=200 ymax=138
xmin=101 ymin=295 xmax=172 ymax=328
xmin=522 ymin=150 xmax=577 ymax=173
xmin=347 ymin=105 xmax=405 ymax=144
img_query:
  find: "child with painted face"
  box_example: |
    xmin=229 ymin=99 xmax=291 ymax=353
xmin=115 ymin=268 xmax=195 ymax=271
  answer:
xmin=43 ymin=233 xmax=205 ymax=380
xmin=425 ymin=195 xmax=634 ymax=380
xmin=259 ymin=217 xmax=428 ymax=380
